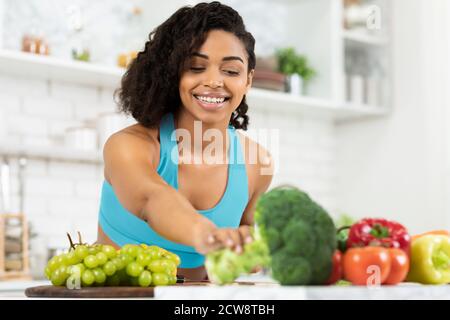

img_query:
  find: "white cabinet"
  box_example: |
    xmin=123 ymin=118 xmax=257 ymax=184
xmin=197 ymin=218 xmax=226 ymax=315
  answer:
xmin=215 ymin=0 xmax=393 ymax=120
xmin=0 ymin=0 xmax=394 ymax=164
xmin=285 ymin=0 xmax=391 ymax=113
xmin=336 ymin=0 xmax=450 ymax=232
xmin=0 ymin=0 xmax=392 ymax=122
xmin=0 ymin=0 xmax=3 ymax=49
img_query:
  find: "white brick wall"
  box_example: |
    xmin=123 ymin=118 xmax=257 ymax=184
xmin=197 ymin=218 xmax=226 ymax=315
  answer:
xmin=22 ymin=96 xmax=74 ymax=120
xmin=73 ymin=103 xmax=112 ymax=122
xmin=74 ymin=180 xmax=103 ymax=198
xmin=0 ymin=74 xmax=48 ymax=97
xmin=48 ymin=162 xmax=99 ymax=180
xmin=49 ymin=81 xmax=100 ymax=104
xmin=25 ymin=159 xmax=48 ymax=176
xmin=0 ymin=73 xmax=339 ymax=278
xmin=0 ymin=75 xmax=117 ymax=261
xmin=25 ymin=176 xmax=74 ymax=197
xmin=0 ymin=92 xmax=21 ymax=115
xmin=8 ymin=115 xmax=49 ymax=136
xmin=248 ymin=107 xmax=338 ymax=214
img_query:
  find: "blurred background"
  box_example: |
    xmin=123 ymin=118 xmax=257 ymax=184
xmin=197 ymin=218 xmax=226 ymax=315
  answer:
xmin=0 ymin=0 xmax=448 ymax=281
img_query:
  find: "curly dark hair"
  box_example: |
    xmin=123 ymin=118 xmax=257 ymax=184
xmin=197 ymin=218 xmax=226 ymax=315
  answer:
xmin=115 ymin=1 xmax=255 ymax=130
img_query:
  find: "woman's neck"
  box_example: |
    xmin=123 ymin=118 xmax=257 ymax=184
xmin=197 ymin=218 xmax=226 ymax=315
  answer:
xmin=174 ymin=108 xmax=230 ymax=165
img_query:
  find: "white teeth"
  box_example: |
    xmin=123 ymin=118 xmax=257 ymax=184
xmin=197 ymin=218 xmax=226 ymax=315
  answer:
xmin=195 ymin=95 xmax=226 ymax=103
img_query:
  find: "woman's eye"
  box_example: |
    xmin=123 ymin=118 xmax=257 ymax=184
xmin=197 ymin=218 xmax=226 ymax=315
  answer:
xmin=189 ymin=67 xmax=239 ymax=76
xmin=190 ymin=67 xmax=205 ymax=72
xmin=224 ymin=70 xmax=240 ymax=76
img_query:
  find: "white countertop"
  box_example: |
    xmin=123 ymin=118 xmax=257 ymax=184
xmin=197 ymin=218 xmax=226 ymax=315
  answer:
xmin=154 ymin=274 xmax=450 ymax=300
xmin=155 ymin=282 xmax=450 ymax=300
xmin=0 ymin=280 xmax=50 ymax=299
xmin=2 ymin=277 xmax=450 ymax=300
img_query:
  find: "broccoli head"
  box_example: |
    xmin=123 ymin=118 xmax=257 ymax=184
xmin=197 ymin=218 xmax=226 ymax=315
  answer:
xmin=255 ymin=185 xmax=336 ymax=285
xmin=205 ymin=185 xmax=336 ymax=286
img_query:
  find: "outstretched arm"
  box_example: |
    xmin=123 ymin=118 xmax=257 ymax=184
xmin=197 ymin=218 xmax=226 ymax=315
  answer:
xmin=103 ymin=131 xmax=247 ymax=254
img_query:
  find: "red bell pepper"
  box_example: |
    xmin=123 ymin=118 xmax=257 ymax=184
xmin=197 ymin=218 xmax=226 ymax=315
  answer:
xmin=347 ymin=218 xmax=411 ymax=255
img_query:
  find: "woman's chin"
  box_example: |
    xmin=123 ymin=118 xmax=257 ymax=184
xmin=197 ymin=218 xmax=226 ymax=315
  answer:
xmin=188 ymin=108 xmax=231 ymax=126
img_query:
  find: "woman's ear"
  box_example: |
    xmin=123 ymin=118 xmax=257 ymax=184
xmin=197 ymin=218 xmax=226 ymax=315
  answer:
xmin=245 ymin=69 xmax=254 ymax=94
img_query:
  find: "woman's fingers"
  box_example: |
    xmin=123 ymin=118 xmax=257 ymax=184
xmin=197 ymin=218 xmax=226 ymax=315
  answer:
xmin=212 ymin=229 xmax=235 ymax=249
xmin=227 ymin=229 xmax=243 ymax=254
xmin=200 ymin=226 xmax=254 ymax=254
xmin=210 ymin=227 xmax=253 ymax=254
xmin=238 ymin=225 xmax=253 ymax=245
xmin=197 ymin=233 xmax=221 ymax=254
xmin=207 ymin=234 xmax=216 ymax=244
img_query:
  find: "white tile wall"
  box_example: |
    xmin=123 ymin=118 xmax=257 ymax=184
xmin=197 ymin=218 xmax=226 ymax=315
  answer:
xmin=0 ymin=74 xmax=49 ymax=97
xmin=0 ymin=74 xmax=338 ymax=277
xmin=8 ymin=115 xmax=49 ymax=136
xmin=247 ymin=108 xmax=337 ymax=214
xmin=49 ymin=81 xmax=100 ymax=103
xmin=22 ymin=97 xmax=74 ymax=120
xmin=0 ymin=75 xmax=117 ymax=253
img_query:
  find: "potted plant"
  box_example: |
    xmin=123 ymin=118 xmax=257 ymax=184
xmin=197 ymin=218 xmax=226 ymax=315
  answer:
xmin=275 ymin=47 xmax=316 ymax=95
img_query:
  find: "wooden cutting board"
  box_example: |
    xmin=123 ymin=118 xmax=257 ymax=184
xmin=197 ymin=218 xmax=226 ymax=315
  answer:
xmin=25 ymin=282 xmax=212 ymax=298
xmin=24 ymin=280 xmax=263 ymax=298
xmin=25 ymin=286 xmax=155 ymax=298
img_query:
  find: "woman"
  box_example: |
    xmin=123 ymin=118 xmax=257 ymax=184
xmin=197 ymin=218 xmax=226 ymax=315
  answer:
xmin=97 ymin=1 xmax=273 ymax=281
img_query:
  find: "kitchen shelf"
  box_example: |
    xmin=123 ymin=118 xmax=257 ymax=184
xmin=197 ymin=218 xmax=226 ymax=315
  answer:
xmin=247 ymin=88 xmax=389 ymax=121
xmin=0 ymin=141 xmax=103 ymax=164
xmin=342 ymin=29 xmax=389 ymax=47
xmin=248 ymin=88 xmax=336 ymax=115
xmin=0 ymin=49 xmax=124 ymax=88
xmin=336 ymin=103 xmax=390 ymax=122
xmin=0 ymin=49 xmax=389 ymax=121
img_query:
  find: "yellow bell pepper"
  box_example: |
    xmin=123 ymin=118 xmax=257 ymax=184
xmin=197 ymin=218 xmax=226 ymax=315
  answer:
xmin=411 ymin=230 xmax=450 ymax=241
xmin=406 ymin=235 xmax=450 ymax=284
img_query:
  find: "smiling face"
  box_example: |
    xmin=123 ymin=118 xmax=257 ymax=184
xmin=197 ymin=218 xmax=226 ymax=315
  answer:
xmin=178 ymin=29 xmax=254 ymax=126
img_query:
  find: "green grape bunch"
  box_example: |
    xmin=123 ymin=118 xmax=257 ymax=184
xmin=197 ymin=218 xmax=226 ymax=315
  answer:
xmin=45 ymin=232 xmax=181 ymax=288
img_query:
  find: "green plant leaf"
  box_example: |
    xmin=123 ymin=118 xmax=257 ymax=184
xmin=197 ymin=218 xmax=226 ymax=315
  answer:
xmin=275 ymin=47 xmax=316 ymax=85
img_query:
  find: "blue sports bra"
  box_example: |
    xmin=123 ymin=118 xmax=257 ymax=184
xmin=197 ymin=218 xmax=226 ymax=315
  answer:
xmin=98 ymin=113 xmax=249 ymax=268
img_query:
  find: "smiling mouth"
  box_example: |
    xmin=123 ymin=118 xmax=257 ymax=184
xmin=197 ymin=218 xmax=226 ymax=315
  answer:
xmin=193 ymin=94 xmax=231 ymax=104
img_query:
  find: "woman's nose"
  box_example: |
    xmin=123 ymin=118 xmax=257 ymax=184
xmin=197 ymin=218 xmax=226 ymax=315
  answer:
xmin=207 ymin=80 xmax=224 ymax=88
xmin=203 ymin=69 xmax=224 ymax=88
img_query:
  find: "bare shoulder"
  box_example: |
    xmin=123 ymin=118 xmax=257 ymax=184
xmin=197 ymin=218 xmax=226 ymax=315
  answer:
xmin=103 ymin=123 xmax=160 ymax=181
xmin=236 ymin=131 xmax=274 ymax=196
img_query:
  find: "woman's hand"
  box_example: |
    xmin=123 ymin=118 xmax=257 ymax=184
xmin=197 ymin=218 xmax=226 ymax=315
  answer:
xmin=193 ymin=223 xmax=253 ymax=255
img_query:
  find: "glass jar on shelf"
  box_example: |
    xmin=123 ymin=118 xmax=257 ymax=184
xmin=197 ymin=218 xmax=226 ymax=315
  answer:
xmin=117 ymin=5 xmax=145 ymax=68
xmin=343 ymin=0 xmax=365 ymax=30
xmin=21 ymin=25 xmax=50 ymax=56
xmin=365 ymin=56 xmax=384 ymax=107
xmin=66 ymin=5 xmax=91 ymax=62
xmin=345 ymin=47 xmax=367 ymax=105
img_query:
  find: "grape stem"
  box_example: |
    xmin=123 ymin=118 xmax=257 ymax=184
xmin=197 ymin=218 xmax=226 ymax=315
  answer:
xmin=66 ymin=231 xmax=90 ymax=250
xmin=67 ymin=232 xmax=76 ymax=250
xmin=77 ymin=231 xmax=84 ymax=245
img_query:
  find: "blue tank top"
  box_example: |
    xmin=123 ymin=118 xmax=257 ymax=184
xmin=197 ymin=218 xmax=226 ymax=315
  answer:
xmin=98 ymin=113 xmax=249 ymax=268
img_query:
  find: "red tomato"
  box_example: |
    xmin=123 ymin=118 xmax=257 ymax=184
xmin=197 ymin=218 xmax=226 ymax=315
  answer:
xmin=343 ymin=247 xmax=391 ymax=286
xmin=384 ymin=248 xmax=409 ymax=285
xmin=326 ymin=250 xmax=343 ymax=284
